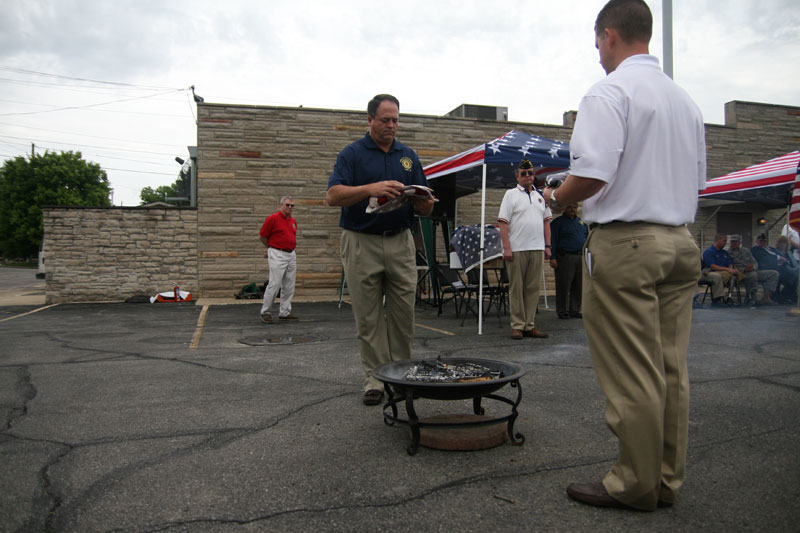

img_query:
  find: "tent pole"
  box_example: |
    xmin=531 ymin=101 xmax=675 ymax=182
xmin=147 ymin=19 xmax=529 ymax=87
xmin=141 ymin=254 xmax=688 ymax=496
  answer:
xmin=478 ymin=163 xmax=487 ymax=335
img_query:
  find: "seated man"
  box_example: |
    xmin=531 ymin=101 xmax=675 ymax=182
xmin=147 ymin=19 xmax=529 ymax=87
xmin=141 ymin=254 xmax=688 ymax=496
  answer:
xmin=728 ymin=234 xmax=779 ymax=306
xmin=752 ymin=233 xmax=799 ymax=304
xmin=697 ymin=267 xmax=725 ymax=307
xmin=701 ymin=233 xmax=744 ymax=305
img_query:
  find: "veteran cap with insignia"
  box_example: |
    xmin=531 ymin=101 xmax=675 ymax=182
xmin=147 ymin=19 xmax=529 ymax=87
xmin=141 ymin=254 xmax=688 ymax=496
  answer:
xmin=518 ymin=159 xmax=534 ymax=170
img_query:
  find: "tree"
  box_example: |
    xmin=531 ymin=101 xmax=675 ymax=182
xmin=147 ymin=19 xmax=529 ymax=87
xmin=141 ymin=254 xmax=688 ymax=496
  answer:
xmin=0 ymin=150 xmax=111 ymax=259
xmin=139 ymin=161 xmax=191 ymax=206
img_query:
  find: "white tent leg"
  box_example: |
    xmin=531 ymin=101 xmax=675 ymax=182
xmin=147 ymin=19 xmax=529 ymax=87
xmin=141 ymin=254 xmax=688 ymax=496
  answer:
xmin=478 ymin=164 xmax=487 ymax=335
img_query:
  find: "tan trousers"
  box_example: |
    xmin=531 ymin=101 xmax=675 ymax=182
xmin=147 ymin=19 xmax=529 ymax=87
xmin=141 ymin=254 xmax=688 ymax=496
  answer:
xmin=340 ymin=229 xmax=416 ymax=391
xmin=582 ymin=222 xmax=700 ymax=510
xmin=506 ymin=250 xmax=544 ymax=331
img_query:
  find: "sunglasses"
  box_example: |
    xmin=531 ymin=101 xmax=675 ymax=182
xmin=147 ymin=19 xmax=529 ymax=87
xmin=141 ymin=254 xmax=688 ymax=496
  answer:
xmin=519 ymin=171 xmax=534 ymax=177
xmin=285 ymin=203 xmax=295 ymax=207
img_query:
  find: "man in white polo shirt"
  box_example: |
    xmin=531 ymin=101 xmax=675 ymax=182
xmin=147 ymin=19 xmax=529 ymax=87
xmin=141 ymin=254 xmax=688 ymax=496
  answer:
xmin=498 ymin=159 xmax=552 ymax=340
xmin=542 ymin=0 xmax=706 ymax=512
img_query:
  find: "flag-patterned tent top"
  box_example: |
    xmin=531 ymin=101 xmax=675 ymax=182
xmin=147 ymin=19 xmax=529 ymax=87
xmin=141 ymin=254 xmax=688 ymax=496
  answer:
xmin=790 ymin=163 xmax=800 ymax=232
xmin=423 ymin=130 xmax=570 ymax=197
xmin=699 ymin=151 xmax=800 ymax=207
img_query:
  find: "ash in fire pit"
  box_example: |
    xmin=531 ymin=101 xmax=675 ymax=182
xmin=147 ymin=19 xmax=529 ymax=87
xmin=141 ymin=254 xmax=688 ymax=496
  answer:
xmin=403 ymin=357 xmax=501 ymax=383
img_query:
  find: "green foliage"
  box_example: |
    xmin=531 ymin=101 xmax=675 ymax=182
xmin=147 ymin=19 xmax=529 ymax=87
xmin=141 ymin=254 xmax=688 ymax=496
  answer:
xmin=139 ymin=171 xmax=190 ymax=206
xmin=0 ymin=151 xmax=111 ymax=258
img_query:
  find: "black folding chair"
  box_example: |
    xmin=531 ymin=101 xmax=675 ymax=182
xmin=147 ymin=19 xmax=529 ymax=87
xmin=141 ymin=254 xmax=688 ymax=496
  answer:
xmin=434 ymin=264 xmax=466 ymax=317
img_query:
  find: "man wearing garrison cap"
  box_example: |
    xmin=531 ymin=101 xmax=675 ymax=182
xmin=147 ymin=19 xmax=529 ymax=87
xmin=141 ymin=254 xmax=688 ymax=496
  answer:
xmin=497 ymin=159 xmax=553 ymax=340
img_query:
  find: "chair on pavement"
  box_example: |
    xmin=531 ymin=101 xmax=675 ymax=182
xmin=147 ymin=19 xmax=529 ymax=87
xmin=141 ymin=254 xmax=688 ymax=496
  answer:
xmin=462 ymin=267 xmax=508 ymax=327
xmin=434 ymin=264 xmax=467 ymax=317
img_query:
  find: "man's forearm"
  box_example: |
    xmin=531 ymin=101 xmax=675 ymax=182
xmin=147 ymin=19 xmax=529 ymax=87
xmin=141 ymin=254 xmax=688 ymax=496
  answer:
xmin=326 ymin=184 xmax=370 ymax=207
xmin=544 ymin=174 xmax=606 ymax=208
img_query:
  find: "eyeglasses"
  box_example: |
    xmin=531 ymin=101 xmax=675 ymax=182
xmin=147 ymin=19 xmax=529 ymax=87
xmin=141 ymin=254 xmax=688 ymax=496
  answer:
xmin=520 ymin=171 xmax=534 ymax=177
xmin=285 ymin=204 xmax=295 ymax=207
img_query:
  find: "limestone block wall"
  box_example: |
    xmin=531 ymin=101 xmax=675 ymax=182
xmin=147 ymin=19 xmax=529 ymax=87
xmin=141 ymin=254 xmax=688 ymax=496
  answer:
xmin=39 ymin=99 xmax=799 ymax=303
xmin=196 ymin=100 xmax=799 ymax=300
xmin=196 ymin=104 xmax=576 ymax=299
xmin=42 ymin=207 xmax=198 ymax=303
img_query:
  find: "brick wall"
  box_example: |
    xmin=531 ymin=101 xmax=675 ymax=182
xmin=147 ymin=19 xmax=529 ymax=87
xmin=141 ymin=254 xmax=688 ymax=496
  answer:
xmin=42 ymin=207 xmax=198 ymax=303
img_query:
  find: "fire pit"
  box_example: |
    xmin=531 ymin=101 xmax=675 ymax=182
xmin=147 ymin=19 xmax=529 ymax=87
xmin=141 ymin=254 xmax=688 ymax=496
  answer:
xmin=372 ymin=357 xmax=526 ymax=455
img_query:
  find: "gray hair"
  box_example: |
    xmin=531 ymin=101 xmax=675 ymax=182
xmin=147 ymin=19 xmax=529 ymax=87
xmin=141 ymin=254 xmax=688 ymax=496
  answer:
xmin=280 ymin=196 xmax=293 ymax=205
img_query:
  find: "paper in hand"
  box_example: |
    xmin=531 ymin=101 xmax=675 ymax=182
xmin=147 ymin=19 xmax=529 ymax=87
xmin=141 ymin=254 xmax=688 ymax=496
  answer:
xmin=365 ymin=185 xmax=438 ymax=215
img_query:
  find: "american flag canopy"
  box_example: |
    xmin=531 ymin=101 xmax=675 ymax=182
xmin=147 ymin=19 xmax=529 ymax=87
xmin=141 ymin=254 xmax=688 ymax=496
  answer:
xmin=699 ymin=151 xmax=800 ymax=207
xmin=424 ymin=130 xmax=570 ymax=198
xmin=790 ymin=162 xmax=800 ymax=232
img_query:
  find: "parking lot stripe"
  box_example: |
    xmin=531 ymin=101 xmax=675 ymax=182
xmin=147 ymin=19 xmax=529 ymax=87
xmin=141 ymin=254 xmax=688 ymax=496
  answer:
xmin=189 ymin=305 xmax=210 ymax=349
xmin=0 ymin=303 xmax=59 ymax=323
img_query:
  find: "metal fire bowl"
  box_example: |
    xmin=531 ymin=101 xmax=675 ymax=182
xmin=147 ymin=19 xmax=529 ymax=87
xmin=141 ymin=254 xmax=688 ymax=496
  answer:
xmin=372 ymin=358 xmax=526 ymax=401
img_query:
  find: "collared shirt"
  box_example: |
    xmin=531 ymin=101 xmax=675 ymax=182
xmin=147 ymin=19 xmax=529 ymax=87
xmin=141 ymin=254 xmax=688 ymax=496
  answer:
xmin=751 ymin=245 xmax=781 ymax=271
xmin=729 ymin=246 xmax=758 ymax=271
xmin=702 ymin=245 xmax=732 ymax=269
xmin=550 ymin=214 xmax=588 ymax=254
xmin=497 ymin=185 xmax=552 ymax=251
xmin=260 ymin=211 xmax=297 ymax=251
xmin=569 ymin=54 xmax=707 ymax=226
xmin=328 ymin=133 xmax=428 ymax=233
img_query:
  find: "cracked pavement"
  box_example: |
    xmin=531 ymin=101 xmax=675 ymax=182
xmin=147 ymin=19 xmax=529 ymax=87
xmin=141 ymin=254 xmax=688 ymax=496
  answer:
xmin=1 ymin=281 xmax=799 ymax=532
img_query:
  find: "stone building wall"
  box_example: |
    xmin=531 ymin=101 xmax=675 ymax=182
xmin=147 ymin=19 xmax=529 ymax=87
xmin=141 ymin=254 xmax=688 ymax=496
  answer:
xmin=196 ymin=99 xmax=799 ymax=300
xmin=41 ymin=100 xmax=799 ymax=302
xmin=42 ymin=207 xmax=197 ymax=303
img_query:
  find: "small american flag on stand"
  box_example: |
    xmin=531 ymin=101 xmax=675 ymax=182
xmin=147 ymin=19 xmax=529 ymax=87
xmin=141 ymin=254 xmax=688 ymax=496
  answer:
xmin=451 ymin=225 xmax=503 ymax=273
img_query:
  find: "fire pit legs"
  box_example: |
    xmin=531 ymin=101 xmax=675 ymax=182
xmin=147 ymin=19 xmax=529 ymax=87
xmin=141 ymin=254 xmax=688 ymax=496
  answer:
xmin=381 ymin=380 xmax=524 ymax=455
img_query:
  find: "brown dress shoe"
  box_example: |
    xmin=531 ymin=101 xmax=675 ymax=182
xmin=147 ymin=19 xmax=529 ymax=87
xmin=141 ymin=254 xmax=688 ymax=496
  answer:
xmin=511 ymin=329 xmax=523 ymax=340
xmin=566 ymin=482 xmax=637 ymax=510
xmin=523 ymin=328 xmax=548 ymax=338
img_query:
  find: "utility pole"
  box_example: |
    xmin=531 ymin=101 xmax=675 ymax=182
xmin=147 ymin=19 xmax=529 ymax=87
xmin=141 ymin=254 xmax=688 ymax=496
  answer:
xmin=31 ymin=143 xmax=35 ymax=158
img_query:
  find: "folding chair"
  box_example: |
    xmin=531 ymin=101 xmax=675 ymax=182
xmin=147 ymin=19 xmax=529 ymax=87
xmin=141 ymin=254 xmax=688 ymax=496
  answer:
xmin=434 ymin=264 xmax=466 ymax=317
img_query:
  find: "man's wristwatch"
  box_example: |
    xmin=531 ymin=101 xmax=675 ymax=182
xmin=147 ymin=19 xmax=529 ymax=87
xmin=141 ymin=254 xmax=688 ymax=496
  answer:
xmin=549 ymin=189 xmax=562 ymax=209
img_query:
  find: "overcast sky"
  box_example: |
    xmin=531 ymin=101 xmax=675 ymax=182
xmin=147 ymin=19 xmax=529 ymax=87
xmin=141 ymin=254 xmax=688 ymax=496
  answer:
xmin=1 ymin=0 xmax=798 ymax=207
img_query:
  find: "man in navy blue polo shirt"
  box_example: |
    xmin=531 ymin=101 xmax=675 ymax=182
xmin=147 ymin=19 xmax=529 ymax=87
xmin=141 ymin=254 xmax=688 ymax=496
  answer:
xmin=702 ymin=233 xmax=744 ymax=305
xmin=327 ymin=94 xmax=434 ymax=406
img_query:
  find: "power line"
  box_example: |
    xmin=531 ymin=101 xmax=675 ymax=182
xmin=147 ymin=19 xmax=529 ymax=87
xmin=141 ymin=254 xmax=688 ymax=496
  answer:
xmin=0 ymin=134 xmax=179 ymax=156
xmin=102 ymin=167 xmax=176 ymax=176
xmin=0 ymin=121 xmax=188 ymax=149
xmin=0 ymin=87 xmax=190 ymax=117
xmin=0 ymin=66 xmax=181 ymax=91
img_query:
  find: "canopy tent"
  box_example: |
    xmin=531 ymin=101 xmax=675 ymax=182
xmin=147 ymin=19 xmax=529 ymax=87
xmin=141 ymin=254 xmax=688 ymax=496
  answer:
xmin=423 ymin=130 xmax=571 ymax=333
xmin=425 ymin=130 xmax=571 ymax=201
xmin=699 ymin=151 xmax=800 ymax=207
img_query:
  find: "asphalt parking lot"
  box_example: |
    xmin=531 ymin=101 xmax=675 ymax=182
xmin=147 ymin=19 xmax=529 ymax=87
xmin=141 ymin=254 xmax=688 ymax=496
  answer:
xmin=1 ymin=267 xmax=799 ymax=532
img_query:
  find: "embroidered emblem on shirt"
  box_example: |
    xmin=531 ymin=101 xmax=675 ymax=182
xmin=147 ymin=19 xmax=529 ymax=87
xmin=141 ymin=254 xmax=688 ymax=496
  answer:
xmin=538 ymin=197 xmax=542 ymax=204
xmin=400 ymin=157 xmax=413 ymax=171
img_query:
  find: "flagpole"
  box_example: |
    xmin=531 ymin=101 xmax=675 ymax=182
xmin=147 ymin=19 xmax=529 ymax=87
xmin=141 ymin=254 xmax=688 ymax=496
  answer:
xmin=478 ymin=163 xmax=487 ymax=334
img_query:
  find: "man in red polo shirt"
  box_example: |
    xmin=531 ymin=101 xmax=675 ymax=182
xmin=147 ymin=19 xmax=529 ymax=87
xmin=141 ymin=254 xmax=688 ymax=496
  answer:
xmin=259 ymin=196 xmax=298 ymax=323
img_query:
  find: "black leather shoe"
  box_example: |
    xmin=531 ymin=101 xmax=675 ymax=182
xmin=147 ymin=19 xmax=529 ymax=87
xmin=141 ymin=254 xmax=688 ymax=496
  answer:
xmin=569 ymin=312 xmax=582 ymax=318
xmin=557 ymin=312 xmax=570 ymax=319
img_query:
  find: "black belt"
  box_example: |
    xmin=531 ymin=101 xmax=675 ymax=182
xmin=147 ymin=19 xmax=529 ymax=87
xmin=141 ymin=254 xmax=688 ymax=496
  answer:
xmin=360 ymin=226 xmax=408 ymax=237
xmin=270 ymin=247 xmax=295 ymax=253
xmin=589 ymin=220 xmax=632 ymax=230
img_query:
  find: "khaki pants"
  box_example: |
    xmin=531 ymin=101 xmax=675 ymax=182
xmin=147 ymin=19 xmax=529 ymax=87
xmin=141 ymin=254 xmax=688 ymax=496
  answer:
xmin=341 ymin=229 xmax=416 ymax=391
xmin=506 ymin=250 xmax=544 ymax=331
xmin=582 ymin=222 xmax=700 ymax=510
